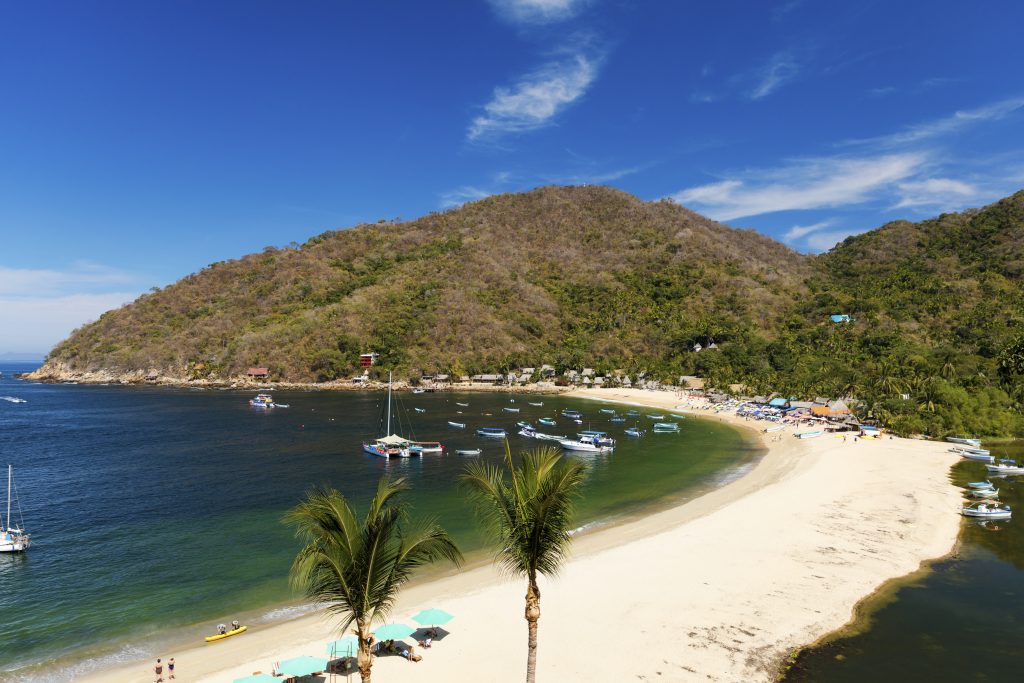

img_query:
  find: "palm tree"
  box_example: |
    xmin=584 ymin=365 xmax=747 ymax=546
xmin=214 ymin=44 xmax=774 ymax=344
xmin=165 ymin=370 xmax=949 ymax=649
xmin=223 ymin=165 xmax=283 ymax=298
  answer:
xmin=460 ymin=446 xmax=587 ymax=683
xmin=283 ymin=478 xmax=462 ymax=683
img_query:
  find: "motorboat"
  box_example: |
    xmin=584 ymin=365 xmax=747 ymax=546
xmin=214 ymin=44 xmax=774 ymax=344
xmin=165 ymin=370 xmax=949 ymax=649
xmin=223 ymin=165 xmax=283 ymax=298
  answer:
xmin=518 ymin=427 xmax=539 ymax=439
xmin=414 ymin=407 xmax=426 ymax=413
xmin=969 ymin=487 xmax=999 ymax=498
xmin=476 ymin=427 xmax=507 ymax=439
xmin=967 ymin=481 xmax=994 ymax=489
xmin=796 ymin=430 xmax=823 ymax=439
xmin=529 ymin=402 xmax=544 ymax=407
xmin=559 ymin=437 xmax=613 ymax=453
xmin=561 ymin=410 xmax=583 ymax=419
xmin=410 ymin=441 xmax=443 ymax=454
xmin=625 ymin=410 xmax=640 ymax=417
xmin=610 ymin=416 xmax=625 ymax=423
xmin=645 ymin=414 xmax=665 ymax=420
xmin=985 ymin=461 xmax=1024 ymax=475
xmin=538 ymin=417 xmax=557 ymax=426
xmin=577 ymin=430 xmax=616 ymax=447
xmin=455 ymin=402 xmax=469 ymax=407
xmin=1 ymin=465 xmax=30 ymax=553
xmin=599 ymin=408 xmax=616 ymax=414
xmin=947 ymin=436 xmax=983 ymax=448
xmin=456 ymin=449 xmax=482 ymax=456
xmin=961 ymin=502 xmax=1012 ymax=520
xmin=249 ymin=393 xmax=275 ymax=408
xmin=503 ymin=407 xmax=520 ymax=413
xmin=533 ymin=431 xmax=566 ymax=442
xmin=624 ymin=427 xmax=644 ymax=437
xmin=652 ymin=422 xmax=680 ymax=433
xmin=958 ymin=450 xmax=995 ymax=463
xmin=447 ymin=421 xmax=466 ymax=429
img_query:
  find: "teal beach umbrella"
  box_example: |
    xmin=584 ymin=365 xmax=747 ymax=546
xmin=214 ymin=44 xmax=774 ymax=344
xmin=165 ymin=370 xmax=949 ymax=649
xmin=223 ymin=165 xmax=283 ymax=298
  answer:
xmin=412 ymin=608 xmax=454 ymax=627
xmin=276 ymin=655 xmax=329 ymax=677
xmin=327 ymin=636 xmax=360 ymax=658
xmin=372 ymin=623 xmax=415 ymax=641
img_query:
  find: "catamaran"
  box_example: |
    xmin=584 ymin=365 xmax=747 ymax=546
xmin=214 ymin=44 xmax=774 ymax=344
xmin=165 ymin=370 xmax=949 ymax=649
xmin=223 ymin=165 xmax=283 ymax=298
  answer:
xmin=362 ymin=373 xmax=414 ymax=458
xmin=1 ymin=465 xmax=30 ymax=553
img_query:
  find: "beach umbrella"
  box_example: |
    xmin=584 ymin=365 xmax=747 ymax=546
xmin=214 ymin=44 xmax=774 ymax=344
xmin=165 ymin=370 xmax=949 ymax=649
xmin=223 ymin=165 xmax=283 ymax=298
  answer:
xmin=372 ymin=623 xmax=415 ymax=641
xmin=327 ymin=636 xmax=360 ymax=658
xmin=411 ymin=607 xmax=454 ymax=627
xmin=233 ymin=675 xmax=277 ymax=683
xmin=276 ymin=655 xmax=329 ymax=678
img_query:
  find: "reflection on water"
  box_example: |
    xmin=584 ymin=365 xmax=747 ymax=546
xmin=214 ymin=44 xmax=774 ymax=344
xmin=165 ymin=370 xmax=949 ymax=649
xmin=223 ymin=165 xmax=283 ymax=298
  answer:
xmin=785 ymin=440 xmax=1024 ymax=682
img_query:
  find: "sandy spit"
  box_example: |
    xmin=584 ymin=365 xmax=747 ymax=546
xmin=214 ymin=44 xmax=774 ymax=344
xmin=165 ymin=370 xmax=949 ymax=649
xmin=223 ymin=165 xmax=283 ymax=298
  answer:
xmin=77 ymin=388 xmax=962 ymax=683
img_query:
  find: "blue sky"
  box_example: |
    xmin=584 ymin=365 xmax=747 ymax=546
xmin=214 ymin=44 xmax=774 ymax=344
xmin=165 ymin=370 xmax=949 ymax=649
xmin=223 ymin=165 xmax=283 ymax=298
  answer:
xmin=3 ymin=0 xmax=1024 ymax=354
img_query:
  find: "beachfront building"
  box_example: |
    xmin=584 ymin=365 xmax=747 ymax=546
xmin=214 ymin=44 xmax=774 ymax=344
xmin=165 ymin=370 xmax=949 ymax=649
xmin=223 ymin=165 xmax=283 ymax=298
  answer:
xmin=246 ymin=367 xmax=270 ymax=380
xmin=471 ymin=374 xmax=503 ymax=385
xmin=359 ymin=352 xmax=379 ymax=368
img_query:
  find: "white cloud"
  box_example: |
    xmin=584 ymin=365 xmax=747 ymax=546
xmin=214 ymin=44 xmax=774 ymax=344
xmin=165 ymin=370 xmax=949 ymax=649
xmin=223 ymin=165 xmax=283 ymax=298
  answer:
xmin=673 ymin=153 xmax=926 ymax=220
xmin=894 ymin=177 xmax=980 ymax=209
xmin=750 ymin=52 xmax=801 ymax=100
xmin=805 ymin=229 xmax=861 ymax=252
xmin=845 ymin=97 xmax=1024 ymax=147
xmin=0 ymin=292 xmax=138 ymax=355
xmin=784 ymin=219 xmax=834 ymax=242
xmin=440 ymin=186 xmax=496 ymax=208
xmin=488 ymin=0 xmax=588 ymax=24
xmin=469 ymin=52 xmax=599 ymax=141
xmin=0 ymin=262 xmax=137 ymax=297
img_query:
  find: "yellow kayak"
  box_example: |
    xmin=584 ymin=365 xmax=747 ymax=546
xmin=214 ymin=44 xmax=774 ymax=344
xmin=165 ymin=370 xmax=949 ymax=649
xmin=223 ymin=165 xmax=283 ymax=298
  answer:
xmin=205 ymin=625 xmax=247 ymax=642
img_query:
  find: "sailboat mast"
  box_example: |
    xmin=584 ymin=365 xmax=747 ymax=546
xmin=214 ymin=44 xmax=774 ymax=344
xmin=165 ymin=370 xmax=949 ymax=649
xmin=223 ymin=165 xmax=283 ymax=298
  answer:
xmin=386 ymin=372 xmax=392 ymax=435
xmin=6 ymin=465 xmax=10 ymax=532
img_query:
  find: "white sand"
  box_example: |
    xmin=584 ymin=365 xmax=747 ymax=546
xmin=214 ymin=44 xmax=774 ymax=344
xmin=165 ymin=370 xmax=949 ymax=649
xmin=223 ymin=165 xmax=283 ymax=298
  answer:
xmin=80 ymin=388 xmax=962 ymax=682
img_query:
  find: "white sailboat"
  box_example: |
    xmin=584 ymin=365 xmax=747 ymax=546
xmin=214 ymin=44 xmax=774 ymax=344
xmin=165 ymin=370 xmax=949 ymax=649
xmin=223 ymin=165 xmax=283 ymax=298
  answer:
xmin=1 ymin=465 xmax=30 ymax=553
xmin=362 ymin=373 xmax=413 ymax=459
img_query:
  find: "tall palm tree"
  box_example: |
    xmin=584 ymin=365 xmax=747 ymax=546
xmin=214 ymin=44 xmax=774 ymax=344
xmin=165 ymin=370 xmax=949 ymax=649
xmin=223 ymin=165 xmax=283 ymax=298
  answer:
xmin=460 ymin=446 xmax=587 ymax=683
xmin=283 ymin=478 xmax=462 ymax=683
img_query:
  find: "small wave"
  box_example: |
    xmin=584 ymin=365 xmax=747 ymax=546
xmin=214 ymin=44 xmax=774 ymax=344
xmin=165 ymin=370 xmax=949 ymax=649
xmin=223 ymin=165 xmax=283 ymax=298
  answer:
xmin=254 ymin=602 xmax=319 ymax=623
xmin=711 ymin=461 xmax=756 ymax=487
xmin=1 ymin=396 xmax=27 ymax=403
xmin=3 ymin=642 xmax=152 ymax=683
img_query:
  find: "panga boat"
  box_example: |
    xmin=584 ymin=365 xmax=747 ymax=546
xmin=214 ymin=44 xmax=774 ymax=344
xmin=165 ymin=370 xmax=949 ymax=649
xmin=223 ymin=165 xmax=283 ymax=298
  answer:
xmin=645 ymin=414 xmax=665 ymax=420
xmin=986 ymin=461 xmax=1024 ymax=475
xmin=624 ymin=427 xmax=644 ymax=437
xmin=599 ymin=408 xmax=616 ymax=414
xmin=414 ymin=407 xmax=426 ymax=413
xmin=538 ymin=417 xmax=557 ymax=426
xmin=625 ymin=410 xmax=640 ymax=417
xmin=533 ymin=431 xmax=566 ymax=442
xmin=958 ymin=450 xmax=995 ymax=463
xmin=205 ymin=625 xmax=247 ymax=642
xmin=456 ymin=449 xmax=482 ymax=456
xmin=476 ymin=427 xmax=507 ymax=439
xmin=1 ymin=465 xmax=30 ymax=553
xmin=447 ymin=421 xmax=466 ymax=429
xmin=969 ymin=487 xmax=999 ymax=498
xmin=503 ymin=407 xmax=520 ymax=413
xmin=764 ymin=425 xmax=785 ymax=433
xmin=410 ymin=441 xmax=443 ymax=454
xmin=968 ymin=481 xmax=994 ymax=489
xmin=947 ymin=436 xmax=983 ymax=448
xmin=529 ymin=402 xmax=544 ymax=406
xmin=961 ymin=502 xmax=1012 ymax=520
xmin=652 ymin=422 xmax=680 ymax=433
xmin=796 ymin=430 xmax=823 ymax=439
xmin=561 ymin=410 xmax=583 ymax=419
xmin=455 ymin=402 xmax=469 ymax=407
xmin=610 ymin=416 xmax=625 ymax=423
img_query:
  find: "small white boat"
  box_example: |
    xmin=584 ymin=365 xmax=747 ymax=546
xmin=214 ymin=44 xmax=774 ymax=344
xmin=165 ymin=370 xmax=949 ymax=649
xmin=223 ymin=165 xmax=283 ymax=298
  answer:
xmin=534 ymin=432 xmax=566 ymax=442
xmin=610 ymin=416 xmax=625 ymax=423
xmin=967 ymin=481 xmax=994 ymax=489
xmin=456 ymin=449 xmax=482 ymax=456
xmin=477 ymin=427 xmax=507 ymax=439
xmin=652 ymin=422 xmax=680 ymax=433
xmin=961 ymin=502 xmax=1012 ymax=520
xmin=764 ymin=425 xmax=785 ymax=433
xmin=529 ymin=402 xmax=544 ymax=407
xmin=455 ymin=402 xmax=469 ymax=407
xmin=447 ymin=421 xmax=466 ymax=428
xmin=986 ymin=461 xmax=1024 ymax=475
xmin=249 ymin=393 xmax=275 ymax=408
xmin=947 ymin=436 xmax=982 ymax=448
xmin=959 ymin=451 xmax=995 ymax=463
xmin=538 ymin=417 xmax=557 ymax=426
xmin=559 ymin=438 xmax=613 ymax=453
xmin=414 ymin=407 xmax=426 ymax=413
xmin=1 ymin=465 xmax=30 ymax=553
xmin=518 ymin=427 xmax=538 ymax=439
xmin=561 ymin=410 xmax=583 ymax=419
xmin=599 ymin=408 xmax=616 ymax=414
xmin=410 ymin=441 xmax=443 ymax=454
xmin=412 ymin=388 xmax=426 ymax=394
xmin=796 ymin=430 xmax=823 ymax=439
xmin=645 ymin=414 xmax=665 ymax=420
xmin=624 ymin=427 xmax=644 ymax=437
xmin=503 ymin=407 xmax=520 ymax=413
xmin=969 ymin=488 xmax=999 ymax=498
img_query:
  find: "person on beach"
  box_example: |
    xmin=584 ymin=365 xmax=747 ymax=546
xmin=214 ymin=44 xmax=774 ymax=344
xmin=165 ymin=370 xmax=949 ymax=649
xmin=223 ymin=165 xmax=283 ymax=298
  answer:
xmin=231 ymin=619 xmax=240 ymax=631
xmin=168 ymin=658 xmax=175 ymax=679
xmin=154 ymin=658 xmax=163 ymax=683
xmin=217 ymin=623 xmax=227 ymax=635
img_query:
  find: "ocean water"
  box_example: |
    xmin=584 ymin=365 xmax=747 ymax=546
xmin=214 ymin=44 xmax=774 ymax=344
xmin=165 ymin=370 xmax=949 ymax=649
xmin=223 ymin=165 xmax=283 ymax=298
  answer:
xmin=785 ymin=441 xmax=1024 ymax=682
xmin=0 ymin=364 xmax=760 ymax=680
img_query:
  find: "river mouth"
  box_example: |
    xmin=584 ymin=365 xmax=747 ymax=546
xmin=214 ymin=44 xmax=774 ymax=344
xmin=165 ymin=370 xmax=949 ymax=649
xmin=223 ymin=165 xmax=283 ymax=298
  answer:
xmin=0 ymin=378 xmax=762 ymax=681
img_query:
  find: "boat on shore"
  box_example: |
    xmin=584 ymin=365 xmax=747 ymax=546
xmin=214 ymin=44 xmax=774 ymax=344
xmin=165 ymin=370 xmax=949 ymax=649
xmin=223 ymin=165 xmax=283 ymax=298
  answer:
xmin=968 ymin=481 xmax=994 ymax=489
xmin=476 ymin=427 xmax=507 ymax=439
xmin=796 ymin=430 xmax=823 ymax=439
xmin=764 ymin=425 xmax=785 ymax=433
xmin=205 ymin=624 xmax=247 ymax=642
xmin=957 ymin=450 xmax=995 ymax=463
xmin=969 ymin=487 xmax=999 ymax=498
xmin=947 ymin=436 xmax=983 ymax=448
xmin=1 ymin=465 xmax=30 ymax=553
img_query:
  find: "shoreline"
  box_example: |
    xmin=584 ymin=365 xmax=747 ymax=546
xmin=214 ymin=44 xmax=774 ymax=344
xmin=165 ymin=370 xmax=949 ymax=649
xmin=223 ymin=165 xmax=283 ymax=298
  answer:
xmin=74 ymin=387 xmax=960 ymax=682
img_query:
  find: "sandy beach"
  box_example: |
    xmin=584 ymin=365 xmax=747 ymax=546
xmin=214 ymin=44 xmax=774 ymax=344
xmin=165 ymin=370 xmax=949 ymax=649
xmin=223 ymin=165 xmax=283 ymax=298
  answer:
xmin=79 ymin=387 xmax=962 ymax=683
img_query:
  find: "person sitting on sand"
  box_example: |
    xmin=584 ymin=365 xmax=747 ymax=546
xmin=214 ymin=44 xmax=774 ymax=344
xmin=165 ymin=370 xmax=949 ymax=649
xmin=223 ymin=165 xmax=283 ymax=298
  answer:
xmin=402 ymin=646 xmax=422 ymax=662
xmin=418 ymin=635 xmax=432 ymax=648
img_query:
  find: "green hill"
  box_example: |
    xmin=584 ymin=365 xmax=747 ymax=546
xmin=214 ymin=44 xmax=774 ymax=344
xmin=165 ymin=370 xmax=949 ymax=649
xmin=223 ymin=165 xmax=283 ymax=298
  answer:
xmin=37 ymin=185 xmax=1024 ymax=436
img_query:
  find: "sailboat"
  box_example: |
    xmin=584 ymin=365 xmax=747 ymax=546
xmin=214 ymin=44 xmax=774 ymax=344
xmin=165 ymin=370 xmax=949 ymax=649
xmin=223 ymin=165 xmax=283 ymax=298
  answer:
xmin=1 ymin=465 xmax=30 ymax=553
xmin=362 ymin=373 xmax=415 ymax=459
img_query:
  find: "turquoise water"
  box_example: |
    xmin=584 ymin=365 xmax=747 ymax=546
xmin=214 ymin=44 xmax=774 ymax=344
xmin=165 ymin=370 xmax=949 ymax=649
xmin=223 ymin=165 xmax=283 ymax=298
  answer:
xmin=784 ymin=440 xmax=1024 ymax=681
xmin=0 ymin=366 xmax=760 ymax=680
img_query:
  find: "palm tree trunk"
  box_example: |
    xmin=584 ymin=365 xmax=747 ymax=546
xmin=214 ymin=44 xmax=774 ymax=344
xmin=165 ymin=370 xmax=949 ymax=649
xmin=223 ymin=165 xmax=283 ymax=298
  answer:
xmin=525 ymin=577 xmax=541 ymax=683
xmin=357 ymin=621 xmax=373 ymax=683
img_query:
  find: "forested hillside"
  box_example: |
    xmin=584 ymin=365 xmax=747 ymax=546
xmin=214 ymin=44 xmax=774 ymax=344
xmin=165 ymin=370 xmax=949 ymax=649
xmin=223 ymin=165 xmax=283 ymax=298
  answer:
xmin=37 ymin=186 xmax=1024 ymax=436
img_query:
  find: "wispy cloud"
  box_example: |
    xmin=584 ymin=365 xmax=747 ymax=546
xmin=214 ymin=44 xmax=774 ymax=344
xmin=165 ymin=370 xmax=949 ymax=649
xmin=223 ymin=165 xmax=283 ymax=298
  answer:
xmin=894 ymin=177 xmax=980 ymax=209
xmin=784 ymin=219 xmax=834 ymax=242
xmin=439 ymin=185 xmax=498 ymax=208
xmin=439 ymin=162 xmax=640 ymax=208
xmin=805 ymin=229 xmax=861 ymax=253
xmin=468 ymin=48 xmax=602 ymax=141
xmin=488 ymin=0 xmax=589 ymax=25
xmin=845 ymin=97 xmax=1024 ymax=148
xmin=0 ymin=262 xmax=139 ymax=297
xmin=750 ymin=52 xmax=801 ymax=100
xmin=673 ymin=153 xmax=926 ymax=221
xmin=772 ymin=0 xmax=803 ymax=22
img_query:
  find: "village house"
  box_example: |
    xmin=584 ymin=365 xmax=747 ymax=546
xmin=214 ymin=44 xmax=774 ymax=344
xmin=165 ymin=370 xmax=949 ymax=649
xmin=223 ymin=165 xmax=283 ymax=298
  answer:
xmin=246 ymin=367 xmax=270 ymax=380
